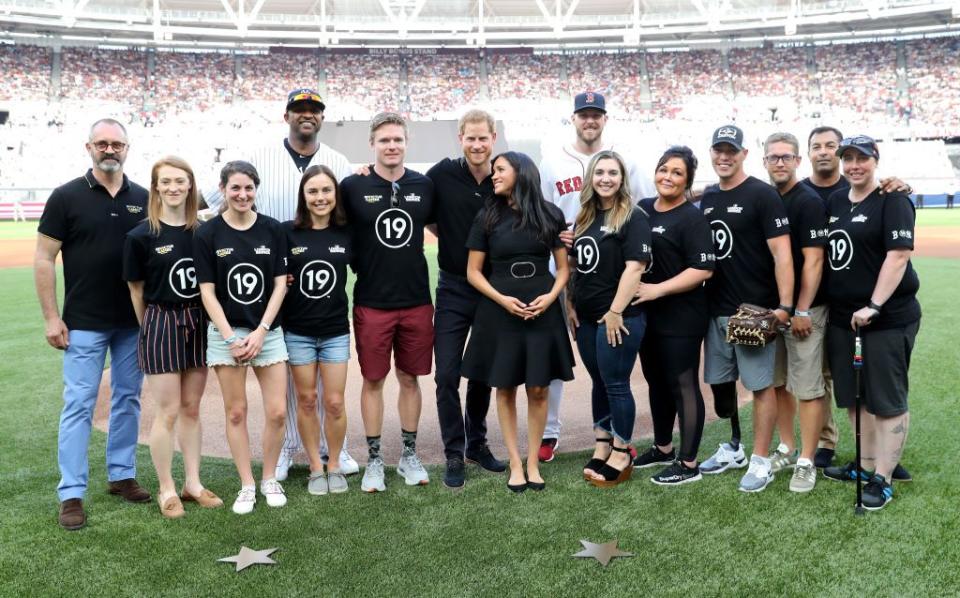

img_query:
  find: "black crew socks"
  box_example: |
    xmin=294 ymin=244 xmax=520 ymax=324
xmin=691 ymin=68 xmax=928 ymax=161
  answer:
xmin=401 ymin=429 xmax=417 ymax=455
xmin=366 ymin=435 xmax=382 ymax=461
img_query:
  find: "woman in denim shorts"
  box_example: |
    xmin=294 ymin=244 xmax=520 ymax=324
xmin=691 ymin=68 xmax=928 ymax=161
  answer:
xmin=281 ymin=165 xmax=353 ymax=496
xmin=194 ymin=161 xmax=289 ymax=515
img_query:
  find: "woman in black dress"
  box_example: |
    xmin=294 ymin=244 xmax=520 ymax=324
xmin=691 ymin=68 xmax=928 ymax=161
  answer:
xmin=461 ymin=151 xmax=574 ymax=492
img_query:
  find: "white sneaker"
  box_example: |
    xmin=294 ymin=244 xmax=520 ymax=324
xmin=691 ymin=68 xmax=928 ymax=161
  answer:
xmin=397 ymin=450 xmax=430 ymax=486
xmin=275 ymin=451 xmax=293 ymax=482
xmin=260 ymin=479 xmax=287 ymax=507
xmin=699 ymin=442 xmax=748 ymax=475
xmin=361 ymin=457 xmax=386 ymax=493
xmin=232 ymin=486 xmax=256 ymax=515
xmin=339 ymin=449 xmax=360 ymax=475
xmin=738 ymin=455 xmax=774 ymax=493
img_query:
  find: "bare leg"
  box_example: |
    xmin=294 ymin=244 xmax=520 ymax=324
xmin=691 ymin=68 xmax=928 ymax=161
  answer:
xmin=525 ymin=385 xmax=549 ymax=484
xmin=361 ymin=377 xmax=386 ymax=438
xmin=319 ymin=362 xmax=348 ymax=474
xmin=751 ymin=386 xmax=778 ymax=458
xmin=774 ymin=386 xmax=797 ymax=451
xmin=147 ymin=372 xmax=182 ymax=502
xmin=874 ymin=411 xmax=909 ymax=480
xmin=396 ymin=369 xmax=422 ymax=433
xmin=254 ymin=363 xmax=288 ymax=481
xmin=290 ymin=363 xmax=324 ymax=473
xmin=178 ymin=368 xmax=208 ymax=496
xmin=797 ymin=396 xmax=824 ymax=462
xmin=216 ymin=365 xmax=254 ymax=487
xmin=496 ymin=387 xmax=524 ymax=486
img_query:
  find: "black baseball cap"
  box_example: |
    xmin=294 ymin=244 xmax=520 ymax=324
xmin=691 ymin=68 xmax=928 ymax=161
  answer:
xmin=711 ymin=124 xmax=745 ymax=151
xmin=574 ymin=91 xmax=606 ymax=114
xmin=286 ymin=88 xmax=326 ymax=111
xmin=837 ymin=135 xmax=880 ymax=160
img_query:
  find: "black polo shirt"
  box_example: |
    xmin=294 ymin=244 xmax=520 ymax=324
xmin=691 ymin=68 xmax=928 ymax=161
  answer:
xmin=38 ymin=169 xmax=148 ymax=330
xmin=426 ymin=157 xmax=492 ymax=277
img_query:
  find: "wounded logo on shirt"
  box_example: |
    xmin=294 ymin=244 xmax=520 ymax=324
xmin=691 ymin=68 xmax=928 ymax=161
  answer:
xmin=727 ymin=204 xmax=743 ymax=214
xmin=703 ymin=207 xmax=714 ymax=215
xmin=254 ymin=245 xmax=271 ymax=255
xmin=215 ymin=248 xmax=233 ymax=258
xmin=291 ymin=246 xmax=308 ymax=255
xmin=364 ymin=195 xmax=381 ymax=203
xmin=851 ymin=214 xmax=869 ymax=223
xmin=329 ymin=245 xmax=346 ymax=254
xmin=126 ymin=205 xmax=143 ymax=214
xmin=155 ymin=244 xmax=174 ymax=255
xmin=404 ymin=193 xmax=421 ymax=202
xmin=651 ymin=226 xmax=666 ymax=234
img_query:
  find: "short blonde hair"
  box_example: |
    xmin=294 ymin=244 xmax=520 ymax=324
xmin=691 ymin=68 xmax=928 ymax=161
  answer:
xmin=458 ymin=109 xmax=496 ymax=135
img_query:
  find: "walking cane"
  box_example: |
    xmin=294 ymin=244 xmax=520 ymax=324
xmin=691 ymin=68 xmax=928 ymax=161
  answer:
xmin=854 ymin=325 xmax=865 ymax=515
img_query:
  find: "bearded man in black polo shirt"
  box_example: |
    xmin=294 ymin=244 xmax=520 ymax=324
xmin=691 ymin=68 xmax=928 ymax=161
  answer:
xmin=36 ymin=119 xmax=151 ymax=530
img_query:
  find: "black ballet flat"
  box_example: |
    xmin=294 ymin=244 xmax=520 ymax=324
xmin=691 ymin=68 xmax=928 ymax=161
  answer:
xmin=584 ymin=438 xmax=613 ymax=481
xmin=507 ymin=479 xmax=528 ymax=493
xmin=526 ymin=480 xmax=546 ymax=491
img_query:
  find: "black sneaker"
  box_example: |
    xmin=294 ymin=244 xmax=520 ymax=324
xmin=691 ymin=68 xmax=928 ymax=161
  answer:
xmin=862 ymin=473 xmax=893 ymax=511
xmin=650 ymin=461 xmax=702 ymax=486
xmin=814 ymin=447 xmax=835 ymax=468
xmin=443 ymin=456 xmax=465 ymax=489
xmin=465 ymin=446 xmax=507 ymax=473
xmin=892 ymin=463 xmax=912 ymax=482
xmin=823 ymin=461 xmax=870 ymax=482
xmin=633 ymin=445 xmax=676 ymax=469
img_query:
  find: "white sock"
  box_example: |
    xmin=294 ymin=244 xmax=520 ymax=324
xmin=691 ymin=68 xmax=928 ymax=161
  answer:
xmin=777 ymin=442 xmax=790 ymax=454
xmin=797 ymin=457 xmax=813 ymax=467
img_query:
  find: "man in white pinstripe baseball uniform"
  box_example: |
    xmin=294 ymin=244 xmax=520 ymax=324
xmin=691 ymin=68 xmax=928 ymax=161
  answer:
xmin=204 ymin=88 xmax=358 ymax=479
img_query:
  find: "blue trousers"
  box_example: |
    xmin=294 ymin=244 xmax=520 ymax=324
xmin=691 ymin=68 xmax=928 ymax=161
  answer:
xmin=575 ymin=313 xmax=646 ymax=443
xmin=57 ymin=328 xmax=143 ymax=501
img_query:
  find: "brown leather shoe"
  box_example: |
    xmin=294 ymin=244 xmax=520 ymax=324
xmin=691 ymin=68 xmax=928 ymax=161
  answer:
xmin=59 ymin=498 xmax=86 ymax=530
xmin=180 ymin=488 xmax=224 ymax=508
xmin=108 ymin=478 xmax=152 ymax=503
xmin=159 ymin=495 xmax=186 ymax=519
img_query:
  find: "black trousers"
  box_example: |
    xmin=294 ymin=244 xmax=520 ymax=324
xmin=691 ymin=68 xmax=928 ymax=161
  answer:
xmin=434 ymin=271 xmax=492 ymax=460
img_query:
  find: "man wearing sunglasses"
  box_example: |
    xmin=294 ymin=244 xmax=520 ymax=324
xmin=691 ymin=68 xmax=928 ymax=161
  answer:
xmin=341 ymin=112 xmax=436 ymax=492
xmin=36 ymin=119 xmax=151 ymax=530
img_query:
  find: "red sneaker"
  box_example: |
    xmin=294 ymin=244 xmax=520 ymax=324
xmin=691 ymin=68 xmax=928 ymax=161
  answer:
xmin=538 ymin=438 xmax=558 ymax=463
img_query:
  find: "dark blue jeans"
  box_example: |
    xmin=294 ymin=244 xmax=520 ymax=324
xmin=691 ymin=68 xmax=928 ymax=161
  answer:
xmin=575 ymin=313 xmax=646 ymax=443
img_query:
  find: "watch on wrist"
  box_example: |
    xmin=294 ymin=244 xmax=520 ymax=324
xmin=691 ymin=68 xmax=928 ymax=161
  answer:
xmin=777 ymin=304 xmax=795 ymax=316
xmin=794 ymin=310 xmax=812 ymax=317
xmin=259 ymin=322 xmax=270 ymax=332
xmin=868 ymin=301 xmax=883 ymax=313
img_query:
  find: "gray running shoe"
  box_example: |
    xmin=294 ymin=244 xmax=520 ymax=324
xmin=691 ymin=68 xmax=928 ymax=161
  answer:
xmin=738 ymin=455 xmax=774 ymax=493
xmin=700 ymin=442 xmax=748 ymax=475
xmin=361 ymin=457 xmax=386 ymax=493
xmin=307 ymin=471 xmax=328 ymax=496
xmin=327 ymin=471 xmax=348 ymax=494
xmin=397 ymin=449 xmax=430 ymax=486
xmin=769 ymin=444 xmax=799 ymax=473
xmin=789 ymin=462 xmax=817 ymax=493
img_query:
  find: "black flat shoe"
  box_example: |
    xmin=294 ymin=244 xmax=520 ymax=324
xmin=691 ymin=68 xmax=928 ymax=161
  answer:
xmin=507 ymin=481 xmax=528 ymax=493
xmin=526 ymin=480 xmax=546 ymax=491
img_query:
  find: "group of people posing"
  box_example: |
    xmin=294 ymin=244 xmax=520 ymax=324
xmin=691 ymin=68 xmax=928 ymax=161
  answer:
xmin=39 ymin=88 xmax=920 ymax=531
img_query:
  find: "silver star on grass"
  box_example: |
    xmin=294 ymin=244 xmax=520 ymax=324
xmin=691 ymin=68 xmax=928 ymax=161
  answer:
xmin=218 ymin=546 xmax=279 ymax=572
xmin=572 ymin=539 xmax=634 ymax=567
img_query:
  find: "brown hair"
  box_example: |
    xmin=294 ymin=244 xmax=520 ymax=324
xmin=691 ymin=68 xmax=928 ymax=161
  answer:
xmin=458 ymin=109 xmax=496 ymax=135
xmin=147 ymin=156 xmax=199 ymax=235
xmin=294 ymin=165 xmax=346 ymax=229
xmin=369 ymin=111 xmax=408 ymax=143
xmin=575 ymin=150 xmax=633 ymax=237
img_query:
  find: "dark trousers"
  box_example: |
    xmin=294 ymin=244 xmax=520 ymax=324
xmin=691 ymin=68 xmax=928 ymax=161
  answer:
xmin=434 ymin=271 xmax=492 ymax=459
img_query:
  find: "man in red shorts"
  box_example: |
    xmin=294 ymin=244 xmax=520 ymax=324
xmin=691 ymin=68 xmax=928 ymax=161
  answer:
xmin=340 ymin=112 xmax=435 ymax=492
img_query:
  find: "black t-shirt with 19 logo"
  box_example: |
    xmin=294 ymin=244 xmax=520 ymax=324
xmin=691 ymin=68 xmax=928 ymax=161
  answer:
xmin=573 ymin=207 xmax=652 ymax=322
xmin=825 ymin=189 xmax=920 ymax=330
xmin=341 ymin=169 xmax=435 ymax=309
xmin=193 ymin=214 xmax=287 ymax=330
xmin=123 ymin=221 xmax=201 ymax=304
xmin=281 ymin=222 xmax=352 ymax=339
xmin=700 ymin=176 xmax=790 ymax=317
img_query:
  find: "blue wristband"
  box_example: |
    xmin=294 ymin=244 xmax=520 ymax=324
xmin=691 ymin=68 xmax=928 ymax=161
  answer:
xmin=223 ymin=335 xmax=238 ymax=345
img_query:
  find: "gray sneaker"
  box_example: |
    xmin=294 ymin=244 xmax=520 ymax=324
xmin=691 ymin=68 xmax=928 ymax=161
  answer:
xmin=768 ymin=444 xmax=799 ymax=473
xmin=307 ymin=471 xmax=328 ymax=496
xmin=738 ymin=455 xmax=774 ymax=493
xmin=361 ymin=458 xmax=386 ymax=493
xmin=397 ymin=449 xmax=430 ymax=486
xmin=700 ymin=442 xmax=748 ymax=475
xmin=327 ymin=470 xmax=349 ymax=494
xmin=789 ymin=462 xmax=817 ymax=493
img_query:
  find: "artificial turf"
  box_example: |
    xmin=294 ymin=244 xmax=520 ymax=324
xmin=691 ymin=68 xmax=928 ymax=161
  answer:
xmin=0 ymin=258 xmax=957 ymax=597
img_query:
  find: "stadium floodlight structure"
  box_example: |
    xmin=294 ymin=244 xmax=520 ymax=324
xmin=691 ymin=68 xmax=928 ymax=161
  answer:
xmin=0 ymin=0 xmax=958 ymax=49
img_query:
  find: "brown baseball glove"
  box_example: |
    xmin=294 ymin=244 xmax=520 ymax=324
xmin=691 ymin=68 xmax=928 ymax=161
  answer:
xmin=726 ymin=303 xmax=782 ymax=346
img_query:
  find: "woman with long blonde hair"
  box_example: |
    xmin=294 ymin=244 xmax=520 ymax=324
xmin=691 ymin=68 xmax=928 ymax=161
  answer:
xmin=123 ymin=156 xmax=222 ymax=518
xmin=566 ymin=150 xmax=651 ymax=488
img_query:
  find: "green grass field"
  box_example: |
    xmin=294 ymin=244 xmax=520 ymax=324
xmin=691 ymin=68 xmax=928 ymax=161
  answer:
xmin=0 ymin=252 xmax=958 ymax=596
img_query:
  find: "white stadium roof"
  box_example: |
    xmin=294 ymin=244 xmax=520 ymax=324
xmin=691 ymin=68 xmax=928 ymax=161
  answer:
xmin=0 ymin=0 xmax=958 ymax=48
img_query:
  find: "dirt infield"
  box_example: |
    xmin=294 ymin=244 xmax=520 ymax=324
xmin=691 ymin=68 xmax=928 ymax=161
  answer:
xmin=5 ymin=227 xmax=954 ymax=466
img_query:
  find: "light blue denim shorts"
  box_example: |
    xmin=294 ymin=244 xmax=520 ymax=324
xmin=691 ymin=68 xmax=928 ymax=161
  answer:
xmin=207 ymin=324 xmax=289 ymax=368
xmin=284 ymin=331 xmax=350 ymax=366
